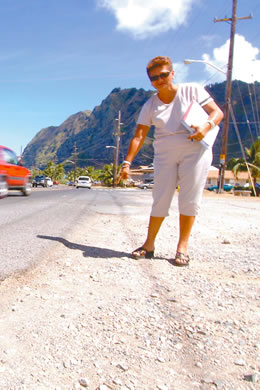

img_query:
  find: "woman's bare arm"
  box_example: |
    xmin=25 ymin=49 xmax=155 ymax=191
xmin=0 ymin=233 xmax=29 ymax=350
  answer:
xmin=188 ymin=101 xmax=224 ymax=141
xmin=116 ymin=124 xmax=150 ymax=182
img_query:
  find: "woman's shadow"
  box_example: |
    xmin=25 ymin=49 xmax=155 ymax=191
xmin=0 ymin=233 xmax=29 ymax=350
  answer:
xmin=37 ymin=235 xmax=130 ymax=259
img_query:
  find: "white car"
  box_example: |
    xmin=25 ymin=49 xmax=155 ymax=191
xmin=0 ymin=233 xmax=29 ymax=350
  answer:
xmin=76 ymin=176 xmax=92 ymax=189
xmin=137 ymin=181 xmax=154 ymax=190
xmin=44 ymin=177 xmax=53 ymax=187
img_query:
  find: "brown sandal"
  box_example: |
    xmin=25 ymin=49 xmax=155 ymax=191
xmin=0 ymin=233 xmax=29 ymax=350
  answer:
xmin=173 ymin=252 xmax=190 ymax=267
xmin=132 ymin=247 xmax=154 ymax=259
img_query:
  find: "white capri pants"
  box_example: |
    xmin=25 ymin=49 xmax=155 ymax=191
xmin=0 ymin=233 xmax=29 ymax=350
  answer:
xmin=151 ymin=133 xmax=212 ymax=217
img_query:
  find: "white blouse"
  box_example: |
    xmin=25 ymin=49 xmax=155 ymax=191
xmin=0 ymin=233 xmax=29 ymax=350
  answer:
xmin=137 ymin=83 xmax=213 ymax=139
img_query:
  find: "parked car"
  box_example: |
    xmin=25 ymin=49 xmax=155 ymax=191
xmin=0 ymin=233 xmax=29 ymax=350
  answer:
xmin=44 ymin=177 xmax=53 ymax=187
xmin=137 ymin=181 xmax=154 ymax=190
xmin=32 ymin=175 xmax=46 ymax=187
xmin=0 ymin=145 xmax=32 ymax=198
xmin=75 ymin=176 xmax=92 ymax=189
xmin=207 ymin=183 xmax=234 ymax=192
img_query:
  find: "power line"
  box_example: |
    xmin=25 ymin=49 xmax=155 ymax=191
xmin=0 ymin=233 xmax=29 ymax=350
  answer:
xmin=248 ymin=84 xmax=259 ymax=138
xmin=252 ymin=81 xmax=260 ymax=136
xmin=236 ymin=80 xmax=255 ymax=143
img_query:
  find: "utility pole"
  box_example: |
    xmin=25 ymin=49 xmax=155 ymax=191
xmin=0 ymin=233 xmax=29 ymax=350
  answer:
xmin=73 ymin=143 xmax=77 ymax=184
xmin=112 ymin=147 xmax=116 ymax=188
xmin=54 ymin=154 xmax=57 ymax=181
xmin=114 ymin=110 xmax=123 ymax=187
xmin=215 ymin=0 xmax=252 ymax=192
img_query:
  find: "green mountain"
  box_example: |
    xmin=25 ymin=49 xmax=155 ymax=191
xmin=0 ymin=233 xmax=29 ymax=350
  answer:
xmin=22 ymin=81 xmax=260 ymax=169
xmin=23 ymin=110 xmax=91 ymax=169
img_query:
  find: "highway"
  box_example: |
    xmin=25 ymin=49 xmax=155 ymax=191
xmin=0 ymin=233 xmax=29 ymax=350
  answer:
xmin=0 ymin=186 xmax=151 ymax=280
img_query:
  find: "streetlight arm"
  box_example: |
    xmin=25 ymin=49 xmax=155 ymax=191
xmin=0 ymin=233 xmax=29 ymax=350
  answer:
xmin=106 ymin=145 xmax=116 ymax=149
xmin=184 ymin=59 xmax=227 ymax=75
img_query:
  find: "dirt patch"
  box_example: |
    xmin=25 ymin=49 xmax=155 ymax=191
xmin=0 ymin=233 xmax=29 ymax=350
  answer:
xmin=0 ymin=193 xmax=259 ymax=390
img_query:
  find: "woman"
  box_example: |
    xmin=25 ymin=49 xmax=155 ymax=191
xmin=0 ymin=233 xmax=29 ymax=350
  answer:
xmin=117 ymin=56 xmax=223 ymax=266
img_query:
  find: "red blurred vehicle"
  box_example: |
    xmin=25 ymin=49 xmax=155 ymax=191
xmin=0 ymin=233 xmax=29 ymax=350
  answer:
xmin=0 ymin=145 xmax=32 ymax=198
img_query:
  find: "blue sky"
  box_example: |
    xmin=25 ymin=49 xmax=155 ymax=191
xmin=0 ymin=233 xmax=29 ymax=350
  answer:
xmin=0 ymin=0 xmax=259 ymax=155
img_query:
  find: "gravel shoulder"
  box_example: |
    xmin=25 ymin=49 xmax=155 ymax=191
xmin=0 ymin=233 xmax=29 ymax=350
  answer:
xmin=0 ymin=191 xmax=259 ymax=390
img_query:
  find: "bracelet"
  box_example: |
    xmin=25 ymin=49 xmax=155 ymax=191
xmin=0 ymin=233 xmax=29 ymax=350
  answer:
xmin=121 ymin=164 xmax=130 ymax=169
xmin=206 ymin=119 xmax=215 ymax=130
xmin=123 ymin=160 xmax=131 ymax=165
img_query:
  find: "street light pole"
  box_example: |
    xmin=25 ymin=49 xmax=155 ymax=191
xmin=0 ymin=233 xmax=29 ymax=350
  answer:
xmin=73 ymin=143 xmax=77 ymax=184
xmin=114 ymin=110 xmax=123 ymax=183
xmin=106 ymin=145 xmax=117 ymax=187
xmin=65 ymin=159 xmax=76 ymax=184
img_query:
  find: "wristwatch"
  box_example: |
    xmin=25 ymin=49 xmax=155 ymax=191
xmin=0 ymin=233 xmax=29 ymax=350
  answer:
xmin=206 ymin=119 xmax=215 ymax=129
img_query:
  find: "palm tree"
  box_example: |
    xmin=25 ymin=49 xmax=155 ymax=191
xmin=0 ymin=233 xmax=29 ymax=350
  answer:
xmin=228 ymin=138 xmax=260 ymax=185
xmin=85 ymin=166 xmax=100 ymax=181
xmin=55 ymin=164 xmax=65 ymax=181
xmin=244 ymin=138 xmax=260 ymax=183
xmin=98 ymin=163 xmax=114 ymax=186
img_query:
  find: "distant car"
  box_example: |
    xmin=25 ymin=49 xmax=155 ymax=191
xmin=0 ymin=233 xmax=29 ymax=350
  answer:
xmin=76 ymin=176 xmax=92 ymax=189
xmin=0 ymin=145 xmax=32 ymax=198
xmin=32 ymin=175 xmax=46 ymax=187
xmin=137 ymin=181 xmax=154 ymax=190
xmin=207 ymin=184 xmax=234 ymax=192
xmin=44 ymin=177 xmax=53 ymax=187
xmin=125 ymin=178 xmax=137 ymax=187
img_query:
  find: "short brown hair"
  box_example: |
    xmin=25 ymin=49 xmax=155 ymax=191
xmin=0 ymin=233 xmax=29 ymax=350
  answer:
xmin=146 ymin=56 xmax=173 ymax=77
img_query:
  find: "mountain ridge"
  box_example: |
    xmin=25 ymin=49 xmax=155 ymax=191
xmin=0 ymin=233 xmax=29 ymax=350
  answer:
xmin=22 ymin=81 xmax=260 ymax=168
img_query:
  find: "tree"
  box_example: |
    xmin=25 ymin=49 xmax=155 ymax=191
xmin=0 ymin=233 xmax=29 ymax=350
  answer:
xmin=98 ymin=163 xmax=114 ymax=186
xmin=85 ymin=166 xmax=100 ymax=181
xmin=43 ymin=161 xmax=55 ymax=178
xmin=42 ymin=161 xmax=65 ymax=182
xmin=66 ymin=167 xmax=83 ymax=183
xmin=55 ymin=164 xmax=65 ymax=181
xmin=32 ymin=168 xmax=44 ymax=178
xmin=66 ymin=166 xmax=101 ymax=183
xmin=228 ymin=139 xmax=260 ymax=184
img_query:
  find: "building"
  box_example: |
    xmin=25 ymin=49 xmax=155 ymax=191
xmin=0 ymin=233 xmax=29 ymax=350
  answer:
xmin=130 ymin=165 xmax=253 ymax=188
xmin=206 ymin=166 xmax=251 ymax=188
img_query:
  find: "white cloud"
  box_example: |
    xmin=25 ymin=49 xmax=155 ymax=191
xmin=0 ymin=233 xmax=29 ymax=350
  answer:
xmin=173 ymin=62 xmax=189 ymax=84
xmin=202 ymin=34 xmax=260 ymax=83
xmin=200 ymin=34 xmax=219 ymax=49
xmin=98 ymin=0 xmax=195 ymax=38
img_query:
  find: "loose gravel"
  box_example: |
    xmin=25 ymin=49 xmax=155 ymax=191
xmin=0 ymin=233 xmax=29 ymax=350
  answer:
xmin=0 ymin=191 xmax=259 ymax=390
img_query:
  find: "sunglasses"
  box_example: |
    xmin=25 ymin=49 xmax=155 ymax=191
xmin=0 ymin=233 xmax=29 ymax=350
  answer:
xmin=149 ymin=71 xmax=171 ymax=82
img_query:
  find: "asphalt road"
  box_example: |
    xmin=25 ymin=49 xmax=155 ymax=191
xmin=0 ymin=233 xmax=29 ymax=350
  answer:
xmin=0 ymin=186 xmax=151 ymax=280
